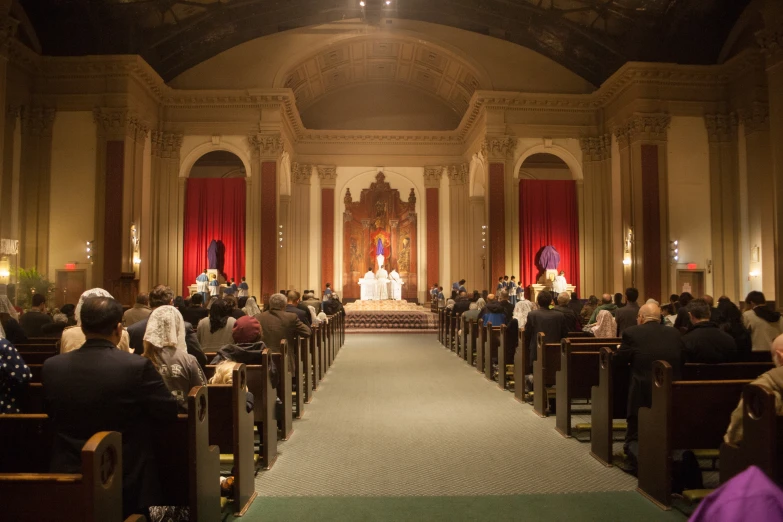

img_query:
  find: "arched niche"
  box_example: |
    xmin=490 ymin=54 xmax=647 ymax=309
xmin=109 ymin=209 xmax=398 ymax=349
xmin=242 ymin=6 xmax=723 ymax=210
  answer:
xmin=179 ymin=141 xmax=252 ymax=179
xmin=188 ymin=150 xmax=246 ymax=178
xmin=513 ymin=144 xmax=583 ymax=180
xmin=518 ymin=153 xmax=574 ymax=180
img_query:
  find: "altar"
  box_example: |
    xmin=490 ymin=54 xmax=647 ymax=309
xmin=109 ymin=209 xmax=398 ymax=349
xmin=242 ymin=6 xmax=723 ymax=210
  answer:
xmin=529 ymin=283 xmax=576 ymax=303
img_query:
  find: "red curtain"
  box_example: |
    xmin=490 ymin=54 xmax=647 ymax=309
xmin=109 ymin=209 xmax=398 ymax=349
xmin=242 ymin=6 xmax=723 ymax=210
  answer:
xmin=518 ymin=180 xmax=580 ymax=293
xmin=182 ymin=178 xmax=246 ymax=296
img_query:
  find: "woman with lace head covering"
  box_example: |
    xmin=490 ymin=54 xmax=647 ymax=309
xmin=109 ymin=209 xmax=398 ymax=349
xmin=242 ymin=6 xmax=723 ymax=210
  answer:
xmin=196 ymin=298 xmax=236 ymax=352
xmin=242 ymin=296 xmax=261 ymax=318
xmin=142 ymin=305 xmax=205 ymax=412
xmin=513 ymin=298 xmax=535 ymax=329
xmin=476 ymin=298 xmax=486 ymax=311
xmin=60 ymin=288 xmax=132 ymax=353
xmin=0 ymin=284 xmax=27 ymax=345
xmin=590 ymin=309 xmax=618 ymax=338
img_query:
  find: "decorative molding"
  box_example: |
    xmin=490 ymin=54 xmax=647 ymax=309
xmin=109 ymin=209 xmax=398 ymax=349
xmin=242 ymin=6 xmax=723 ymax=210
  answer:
xmin=738 ymin=103 xmax=769 ymax=135
xmin=150 ymin=131 xmax=183 ymax=159
xmin=292 ymin=162 xmax=312 ymax=184
xmin=423 ymin=166 xmax=443 ymax=188
xmin=613 ymin=113 xmax=671 ymax=147
xmin=446 ymin=163 xmax=469 ymax=185
xmin=579 ymin=134 xmax=611 ymax=161
xmin=247 ymin=133 xmax=283 ymax=158
xmin=93 ymin=107 xmax=149 ymax=141
xmin=317 ymin=165 xmax=337 ymax=187
xmin=0 ymin=16 xmax=18 ymax=58
xmin=20 ymin=106 xmax=56 ymax=138
xmin=704 ymin=113 xmax=738 ymax=143
xmin=483 ymin=136 xmax=517 ymax=160
xmin=756 ymin=21 xmax=783 ymax=63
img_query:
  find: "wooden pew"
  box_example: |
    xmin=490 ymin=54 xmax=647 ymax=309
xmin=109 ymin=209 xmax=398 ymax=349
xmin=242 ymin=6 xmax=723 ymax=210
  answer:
xmin=438 ymin=308 xmax=444 ymax=345
xmin=637 ymin=361 xmax=750 ymax=509
xmin=15 ymin=343 xmax=59 ymax=353
xmin=450 ymin=312 xmax=459 ymax=353
xmin=466 ymin=319 xmax=477 ymax=367
xmin=532 ymin=335 xmax=560 ymax=417
xmin=513 ymin=329 xmax=532 ymax=403
xmin=0 ymin=413 xmax=52 ymax=472
xmin=720 ymin=384 xmax=783 ymax=484
xmin=310 ymin=325 xmax=320 ymax=393
xmin=318 ymin=322 xmax=327 ymax=380
xmin=476 ymin=321 xmax=486 ymax=375
xmin=154 ymin=386 xmax=222 ymax=521
xmin=303 ymin=333 xmax=314 ymax=404
xmin=590 ymin=352 xmax=774 ymax=467
xmin=0 ymin=431 xmax=139 ymax=522
xmin=27 ymin=363 xmax=43 ymax=382
xmin=206 ymin=363 xmax=257 ymax=516
xmin=292 ymin=336 xmax=306 ymax=419
xmin=483 ymin=324 xmax=505 ymax=384
xmin=495 ymin=325 xmax=511 ymax=390
xmin=19 ymin=382 xmax=45 ymax=413
xmin=273 ymin=340 xmax=294 ymax=440
xmin=555 ymin=339 xmax=623 ymax=436
xmin=443 ymin=309 xmax=452 ymax=350
xmin=246 ymin=359 xmax=278 ymax=470
xmin=15 ymin=337 xmax=59 ymax=350
xmin=16 ymin=351 xmax=57 ymax=364
xmin=457 ymin=315 xmax=467 ymax=359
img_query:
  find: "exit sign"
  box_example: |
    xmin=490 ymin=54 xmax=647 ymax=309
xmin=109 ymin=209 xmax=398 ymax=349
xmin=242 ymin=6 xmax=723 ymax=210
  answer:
xmin=64 ymin=263 xmax=76 ymax=270
xmin=686 ymin=263 xmax=697 ymax=270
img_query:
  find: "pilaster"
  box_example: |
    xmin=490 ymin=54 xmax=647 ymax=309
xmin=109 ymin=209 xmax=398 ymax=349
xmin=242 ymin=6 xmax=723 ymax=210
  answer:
xmin=447 ymin=163 xmax=469 ymax=287
xmin=149 ymin=131 xmax=183 ymax=293
xmin=318 ymin=165 xmax=337 ymax=293
xmin=704 ymin=113 xmax=741 ymax=301
xmin=613 ymin=113 xmax=671 ymax=301
xmin=423 ymin=166 xmax=442 ymax=289
xmin=579 ymin=134 xmax=613 ymax=298
xmin=289 ymin=162 xmax=312 ymax=292
xmin=483 ymin=135 xmax=516 ymax=284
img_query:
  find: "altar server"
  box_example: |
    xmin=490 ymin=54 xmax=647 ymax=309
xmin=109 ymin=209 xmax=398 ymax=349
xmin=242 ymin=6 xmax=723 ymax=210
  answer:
xmin=209 ymin=273 xmax=219 ymax=297
xmin=238 ymin=277 xmax=249 ymax=297
xmin=509 ymin=276 xmax=518 ymax=306
xmin=196 ymin=269 xmax=210 ymax=302
xmin=389 ymin=267 xmax=404 ymax=301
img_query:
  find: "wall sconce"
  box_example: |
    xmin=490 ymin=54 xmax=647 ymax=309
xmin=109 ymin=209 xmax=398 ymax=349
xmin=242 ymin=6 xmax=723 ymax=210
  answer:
xmin=669 ymin=240 xmax=679 ymax=264
xmin=86 ymin=240 xmax=94 ymax=264
xmin=133 ymin=257 xmax=142 ymax=265
xmin=481 ymin=225 xmax=487 ymax=249
xmin=749 ymin=270 xmax=760 ymax=279
xmin=279 ymin=225 xmax=283 ymax=249
xmin=0 ymin=256 xmax=10 ymax=281
xmin=707 ymin=259 xmax=712 ymax=274
xmin=622 ymin=258 xmax=631 ymax=266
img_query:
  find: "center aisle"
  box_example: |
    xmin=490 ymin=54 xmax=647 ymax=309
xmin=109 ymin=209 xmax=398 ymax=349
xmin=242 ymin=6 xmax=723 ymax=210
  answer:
xmin=242 ymin=334 xmax=684 ymax=521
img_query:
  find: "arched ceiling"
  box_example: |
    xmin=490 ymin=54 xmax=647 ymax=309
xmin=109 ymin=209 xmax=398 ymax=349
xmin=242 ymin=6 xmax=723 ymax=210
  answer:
xmin=20 ymin=0 xmax=749 ymax=87
xmin=282 ymin=36 xmax=485 ymax=115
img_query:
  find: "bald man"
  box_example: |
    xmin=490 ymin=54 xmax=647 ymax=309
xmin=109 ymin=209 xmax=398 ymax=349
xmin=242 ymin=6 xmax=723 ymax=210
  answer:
xmin=588 ymin=293 xmax=617 ymax=325
xmin=614 ymin=302 xmax=685 ymax=469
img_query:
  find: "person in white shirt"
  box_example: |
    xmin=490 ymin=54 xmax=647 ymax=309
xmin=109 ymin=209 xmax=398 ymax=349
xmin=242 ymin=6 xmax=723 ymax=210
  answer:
xmin=389 ymin=267 xmax=404 ymax=300
xmin=361 ymin=267 xmax=376 ymax=301
xmin=552 ymin=270 xmax=568 ymax=295
xmin=376 ymin=265 xmax=390 ymax=300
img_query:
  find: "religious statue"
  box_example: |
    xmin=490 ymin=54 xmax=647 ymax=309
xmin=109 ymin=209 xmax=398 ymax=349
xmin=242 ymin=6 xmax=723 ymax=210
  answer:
xmin=375 ymin=237 xmax=385 ymax=269
xmin=538 ymin=245 xmax=561 ymax=285
xmin=207 ymin=239 xmax=218 ymax=269
xmin=398 ymin=236 xmax=411 ymax=272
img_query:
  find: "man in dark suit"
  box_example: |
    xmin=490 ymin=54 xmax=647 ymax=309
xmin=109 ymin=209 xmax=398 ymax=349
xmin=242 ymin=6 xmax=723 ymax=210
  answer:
xmin=497 ymin=290 xmax=515 ymax=323
xmin=524 ymin=290 xmax=568 ymax=364
xmin=452 ymin=291 xmax=472 ymax=315
xmin=553 ymin=292 xmax=580 ymax=332
xmin=128 ymin=285 xmax=206 ymax=368
xmin=42 ymin=296 xmax=178 ymax=517
xmin=682 ymin=298 xmax=737 ymax=363
xmin=182 ymin=292 xmax=209 ymax=326
xmin=300 ymin=291 xmax=322 ymax=315
xmin=255 ymin=293 xmax=311 ymax=355
xmin=614 ymin=302 xmax=684 ymax=468
xmin=615 ymin=287 xmax=640 ymax=336
xmin=20 ymin=293 xmax=53 ymax=337
xmin=286 ymin=290 xmax=312 ymax=326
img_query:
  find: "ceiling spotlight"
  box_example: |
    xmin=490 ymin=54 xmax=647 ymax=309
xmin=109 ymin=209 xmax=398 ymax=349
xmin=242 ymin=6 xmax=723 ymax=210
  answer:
xmin=359 ymin=1 xmax=365 ymax=5
xmin=385 ymin=0 xmax=391 ymax=4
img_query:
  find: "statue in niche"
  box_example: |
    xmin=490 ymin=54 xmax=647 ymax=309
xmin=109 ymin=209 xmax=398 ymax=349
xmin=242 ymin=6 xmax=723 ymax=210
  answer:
xmin=408 ymin=188 xmax=416 ymax=210
xmin=399 ymin=236 xmax=411 ymax=273
xmin=344 ymin=188 xmax=352 ymax=206
xmin=349 ymin=237 xmax=359 ymax=272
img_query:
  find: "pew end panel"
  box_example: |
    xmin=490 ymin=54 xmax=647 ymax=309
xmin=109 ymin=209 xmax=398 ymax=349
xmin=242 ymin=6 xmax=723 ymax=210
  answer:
xmin=274 ymin=341 xmax=294 ymax=441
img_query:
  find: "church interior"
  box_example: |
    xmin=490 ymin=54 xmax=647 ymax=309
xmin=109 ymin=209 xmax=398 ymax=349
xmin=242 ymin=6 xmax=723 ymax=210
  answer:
xmin=1 ymin=0 xmax=783 ymax=520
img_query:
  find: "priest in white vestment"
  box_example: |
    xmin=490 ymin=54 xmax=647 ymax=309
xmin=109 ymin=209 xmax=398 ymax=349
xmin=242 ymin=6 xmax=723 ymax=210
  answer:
xmin=360 ymin=268 xmax=376 ymax=301
xmin=389 ymin=268 xmax=404 ymax=300
xmin=376 ymin=265 xmax=390 ymax=300
xmin=552 ymin=270 xmax=568 ymax=295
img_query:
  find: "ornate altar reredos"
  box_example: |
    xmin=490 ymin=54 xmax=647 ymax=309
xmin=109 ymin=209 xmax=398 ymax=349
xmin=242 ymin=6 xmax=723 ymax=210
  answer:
xmin=343 ymin=171 xmax=418 ymax=300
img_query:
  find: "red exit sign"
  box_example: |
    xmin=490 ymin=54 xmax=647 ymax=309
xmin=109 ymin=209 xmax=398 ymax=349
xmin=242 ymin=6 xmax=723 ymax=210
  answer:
xmin=686 ymin=263 xmax=697 ymax=270
xmin=64 ymin=263 xmax=76 ymax=270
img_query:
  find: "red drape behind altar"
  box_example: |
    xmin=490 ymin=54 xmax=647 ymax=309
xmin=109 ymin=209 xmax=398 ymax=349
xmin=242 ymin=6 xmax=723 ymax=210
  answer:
xmin=183 ymin=178 xmax=246 ymax=296
xmin=519 ymin=180 xmax=580 ymax=293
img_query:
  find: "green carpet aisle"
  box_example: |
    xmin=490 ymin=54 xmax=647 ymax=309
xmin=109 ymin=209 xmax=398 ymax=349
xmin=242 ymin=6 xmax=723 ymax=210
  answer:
xmin=237 ymin=334 xmax=685 ymax=521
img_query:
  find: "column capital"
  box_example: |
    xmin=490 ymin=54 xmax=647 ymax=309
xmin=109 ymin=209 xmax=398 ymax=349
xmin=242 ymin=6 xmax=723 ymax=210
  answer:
xmin=613 ymin=113 xmax=671 ymax=147
xmin=738 ymin=103 xmax=769 ymax=135
xmin=704 ymin=113 xmax=738 ymax=143
xmin=482 ymin=136 xmax=517 ymax=160
xmin=756 ymin=16 xmax=783 ymax=66
xmin=292 ymin=162 xmax=312 ymax=185
xmin=0 ymin=16 xmax=18 ymax=59
xmin=317 ymin=165 xmax=337 ymax=187
xmin=93 ymin=107 xmax=149 ymax=141
xmin=423 ymin=166 xmax=443 ymax=188
xmin=247 ymin=132 xmax=283 ymax=159
xmin=151 ymin=131 xmax=183 ymax=159
xmin=447 ymin=163 xmax=468 ymax=186
xmin=579 ymin=134 xmax=611 ymax=161
xmin=20 ymin=106 xmax=56 ymax=138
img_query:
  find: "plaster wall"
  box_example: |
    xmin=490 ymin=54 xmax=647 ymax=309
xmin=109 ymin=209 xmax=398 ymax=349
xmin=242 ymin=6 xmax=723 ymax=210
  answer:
xmin=48 ymin=111 xmax=97 ymax=286
xmin=666 ymin=116 xmax=713 ymax=295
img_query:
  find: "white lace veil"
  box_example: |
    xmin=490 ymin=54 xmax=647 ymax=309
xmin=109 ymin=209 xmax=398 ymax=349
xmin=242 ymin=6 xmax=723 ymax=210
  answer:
xmin=242 ymin=297 xmax=261 ymax=317
xmin=75 ymin=288 xmax=114 ymax=326
xmin=143 ymin=305 xmax=187 ymax=351
xmin=0 ymin=320 xmax=5 ymax=340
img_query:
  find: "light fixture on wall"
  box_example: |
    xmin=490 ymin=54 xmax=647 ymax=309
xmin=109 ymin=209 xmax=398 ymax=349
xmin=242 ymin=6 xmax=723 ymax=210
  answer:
xmin=749 ymin=270 xmax=760 ymax=279
xmin=623 ymin=227 xmax=633 ymax=267
xmin=86 ymin=240 xmax=94 ymax=264
xmin=359 ymin=0 xmax=365 ymax=5
xmin=622 ymin=258 xmax=631 ymax=266
xmin=133 ymin=257 xmax=141 ymax=265
xmin=669 ymin=240 xmax=679 ymax=264
xmin=279 ymin=225 xmax=284 ymax=249
xmin=481 ymin=225 xmax=486 ymax=249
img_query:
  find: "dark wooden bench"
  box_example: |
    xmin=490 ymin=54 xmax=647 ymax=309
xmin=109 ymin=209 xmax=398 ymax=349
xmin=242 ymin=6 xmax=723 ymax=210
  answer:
xmin=295 ymin=335 xmax=310 ymax=414
xmin=637 ymin=361 xmax=750 ymax=509
xmin=17 ymin=351 xmax=57 ymax=364
xmin=682 ymin=362 xmax=773 ymax=380
xmin=466 ymin=319 xmax=478 ymax=367
xmin=0 ymin=413 xmax=52 ymax=472
xmin=438 ymin=308 xmax=444 ymax=345
xmin=19 ymin=382 xmax=45 ymax=413
xmin=555 ymin=339 xmax=622 ymax=436
xmin=482 ymin=323 xmax=505 ymax=385
xmin=0 ymin=431 xmax=143 ymax=522
xmin=720 ymin=383 xmax=783 ymax=484
xmin=476 ymin=321 xmax=486 ymax=376
xmin=15 ymin=337 xmax=60 ymax=350
xmin=309 ymin=324 xmax=320 ymax=394
xmin=154 ymin=386 xmax=222 ymax=521
xmin=450 ymin=312 xmax=459 ymax=354
xmin=206 ymin=363 xmax=257 ymax=516
xmin=273 ymin=340 xmax=294 ymax=440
